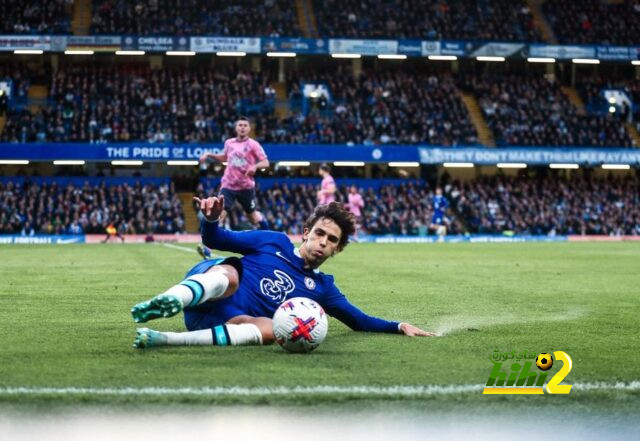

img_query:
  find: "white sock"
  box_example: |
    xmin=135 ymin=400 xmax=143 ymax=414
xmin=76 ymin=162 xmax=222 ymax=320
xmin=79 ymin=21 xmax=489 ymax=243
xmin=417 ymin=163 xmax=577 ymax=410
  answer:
xmin=213 ymin=324 xmax=263 ymax=346
xmin=160 ymin=271 xmax=230 ymax=307
xmin=161 ymin=324 xmax=263 ymax=346
xmin=164 ymin=329 xmax=213 ymax=346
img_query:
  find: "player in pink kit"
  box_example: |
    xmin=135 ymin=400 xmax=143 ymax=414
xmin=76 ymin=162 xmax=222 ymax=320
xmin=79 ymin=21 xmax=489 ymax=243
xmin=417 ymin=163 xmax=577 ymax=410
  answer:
xmin=347 ymin=185 xmax=364 ymax=240
xmin=347 ymin=185 xmax=364 ymax=218
xmin=199 ymin=117 xmax=270 ymax=230
xmin=317 ymin=163 xmax=336 ymax=204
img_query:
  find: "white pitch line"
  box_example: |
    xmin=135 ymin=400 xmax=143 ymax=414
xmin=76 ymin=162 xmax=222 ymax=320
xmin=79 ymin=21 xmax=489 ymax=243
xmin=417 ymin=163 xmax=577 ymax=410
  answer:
xmin=159 ymin=242 xmax=198 ymax=254
xmin=159 ymin=242 xmax=226 ymax=260
xmin=0 ymin=382 xmax=639 ymax=397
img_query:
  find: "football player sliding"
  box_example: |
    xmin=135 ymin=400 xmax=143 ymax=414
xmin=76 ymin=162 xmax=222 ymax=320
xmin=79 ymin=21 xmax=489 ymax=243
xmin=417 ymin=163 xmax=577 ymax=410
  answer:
xmin=130 ymin=196 xmax=435 ymax=349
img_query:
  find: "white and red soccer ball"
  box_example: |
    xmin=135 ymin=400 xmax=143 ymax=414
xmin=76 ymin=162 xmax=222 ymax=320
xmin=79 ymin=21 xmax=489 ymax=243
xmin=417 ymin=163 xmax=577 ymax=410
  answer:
xmin=272 ymin=297 xmax=328 ymax=353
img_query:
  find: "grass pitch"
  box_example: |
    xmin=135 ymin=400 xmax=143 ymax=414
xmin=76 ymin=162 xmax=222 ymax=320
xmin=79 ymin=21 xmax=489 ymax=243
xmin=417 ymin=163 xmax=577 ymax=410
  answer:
xmin=0 ymin=242 xmax=639 ymax=413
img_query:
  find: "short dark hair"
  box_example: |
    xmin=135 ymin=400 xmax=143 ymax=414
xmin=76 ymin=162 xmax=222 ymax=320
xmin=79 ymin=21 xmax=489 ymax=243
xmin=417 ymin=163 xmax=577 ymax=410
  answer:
xmin=319 ymin=163 xmax=331 ymax=173
xmin=304 ymin=202 xmax=355 ymax=251
xmin=237 ymin=116 xmax=250 ymax=123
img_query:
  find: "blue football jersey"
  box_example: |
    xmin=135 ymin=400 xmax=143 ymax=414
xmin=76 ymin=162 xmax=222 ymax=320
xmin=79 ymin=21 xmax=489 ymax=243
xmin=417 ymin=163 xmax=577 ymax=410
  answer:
xmin=195 ymin=220 xmax=400 ymax=333
xmin=433 ymin=195 xmax=449 ymax=216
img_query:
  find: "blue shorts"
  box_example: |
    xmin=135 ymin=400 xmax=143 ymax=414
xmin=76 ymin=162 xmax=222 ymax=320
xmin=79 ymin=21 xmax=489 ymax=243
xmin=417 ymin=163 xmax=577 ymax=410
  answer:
xmin=431 ymin=214 xmax=445 ymax=225
xmin=182 ymin=257 xmax=246 ymax=331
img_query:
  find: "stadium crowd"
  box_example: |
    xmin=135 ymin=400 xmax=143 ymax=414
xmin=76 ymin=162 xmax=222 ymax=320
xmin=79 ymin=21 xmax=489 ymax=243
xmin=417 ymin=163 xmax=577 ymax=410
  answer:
xmin=457 ymin=74 xmax=633 ymax=147
xmin=0 ymin=65 xmax=273 ymax=144
xmin=578 ymin=76 xmax=640 ymax=124
xmin=299 ymin=0 xmax=539 ymax=41
xmin=2 ymin=66 xmax=638 ymax=147
xmin=196 ymin=181 xmax=464 ymax=236
xmin=90 ymin=0 xmax=300 ymax=37
xmin=448 ymin=174 xmax=640 ymax=236
xmin=0 ymin=0 xmax=71 ymax=34
xmin=0 ymin=180 xmax=185 ymax=235
xmin=2 ymin=175 xmax=638 ymax=237
xmin=202 ymin=175 xmax=640 ymax=237
xmin=258 ymin=68 xmax=478 ymax=146
xmin=543 ymin=0 xmax=640 ymax=45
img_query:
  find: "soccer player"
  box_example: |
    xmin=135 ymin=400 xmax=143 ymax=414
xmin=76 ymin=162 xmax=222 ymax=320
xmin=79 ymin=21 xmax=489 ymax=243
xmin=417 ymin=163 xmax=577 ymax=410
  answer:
xmin=131 ymin=196 xmax=434 ymax=348
xmin=429 ymin=187 xmax=449 ymax=242
xmin=102 ymin=216 xmax=124 ymax=243
xmin=346 ymin=185 xmax=364 ymax=240
xmin=199 ymin=116 xmax=270 ymax=230
xmin=317 ymin=163 xmax=336 ymax=204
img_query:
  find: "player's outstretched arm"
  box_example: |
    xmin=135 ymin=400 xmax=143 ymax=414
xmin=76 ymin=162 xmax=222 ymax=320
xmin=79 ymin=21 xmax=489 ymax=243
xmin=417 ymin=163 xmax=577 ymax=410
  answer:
xmin=199 ymin=152 xmax=226 ymax=163
xmin=324 ymin=288 xmax=437 ymax=337
xmin=193 ymin=196 xmax=283 ymax=255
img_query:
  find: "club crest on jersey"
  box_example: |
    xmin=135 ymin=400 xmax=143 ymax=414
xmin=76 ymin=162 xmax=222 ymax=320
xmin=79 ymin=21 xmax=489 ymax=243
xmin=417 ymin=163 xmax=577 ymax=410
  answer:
xmin=259 ymin=270 xmax=295 ymax=303
xmin=304 ymin=276 xmax=316 ymax=290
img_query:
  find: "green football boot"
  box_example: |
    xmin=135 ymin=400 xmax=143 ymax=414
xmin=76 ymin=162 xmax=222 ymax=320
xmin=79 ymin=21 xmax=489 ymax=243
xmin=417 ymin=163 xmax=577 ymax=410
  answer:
xmin=133 ymin=328 xmax=168 ymax=349
xmin=131 ymin=294 xmax=183 ymax=323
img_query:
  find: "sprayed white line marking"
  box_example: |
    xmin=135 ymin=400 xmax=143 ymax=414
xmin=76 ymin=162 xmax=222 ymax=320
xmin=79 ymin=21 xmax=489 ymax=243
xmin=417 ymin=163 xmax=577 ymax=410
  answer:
xmin=159 ymin=242 xmax=225 ymax=259
xmin=0 ymin=382 xmax=638 ymax=397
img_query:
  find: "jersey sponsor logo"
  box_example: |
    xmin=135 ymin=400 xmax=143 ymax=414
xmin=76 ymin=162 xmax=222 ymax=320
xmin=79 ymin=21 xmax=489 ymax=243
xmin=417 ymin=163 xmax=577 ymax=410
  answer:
xmin=304 ymin=277 xmax=316 ymax=290
xmin=259 ymin=270 xmax=295 ymax=303
xmin=229 ymin=155 xmax=248 ymax=168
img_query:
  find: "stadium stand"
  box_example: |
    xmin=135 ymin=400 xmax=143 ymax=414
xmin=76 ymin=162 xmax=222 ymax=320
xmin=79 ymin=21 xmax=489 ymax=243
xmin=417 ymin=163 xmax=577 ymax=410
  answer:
xmin=543 ymin=0 xmax=640 ymax=45
xmin=90 ymin=0 xmax=301 ymax=37
xmin=0 ymin=0 xmax=72 ymax=34
xmin=313 ymin=0 xmax=541 ymax=41
xmin=448 ymin=174 xmax=640 ymax=236
xmin=0 ymin=178 xmax=185 ymax=235
xmin=1 ymin=64 xmax=274 ymax=143
xmin=259 ymin=68 xmax=478 ymax=146
xmin=1 ymin=172 xmax=639 ymax=237
xmin=196 ymin=180 xmax=466 ymax=235
xmin=457 ymin=73 xmax=634 ymax=147
xmin=5 ymin=65 xmax=638 ymax=148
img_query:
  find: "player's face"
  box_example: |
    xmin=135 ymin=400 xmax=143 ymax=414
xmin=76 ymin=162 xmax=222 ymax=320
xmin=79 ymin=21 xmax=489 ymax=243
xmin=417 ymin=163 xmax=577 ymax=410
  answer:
xmin=301 ymin=218 xmax=342 ymax=268
xmin=235 ymin=120 xmax=250 ymax=138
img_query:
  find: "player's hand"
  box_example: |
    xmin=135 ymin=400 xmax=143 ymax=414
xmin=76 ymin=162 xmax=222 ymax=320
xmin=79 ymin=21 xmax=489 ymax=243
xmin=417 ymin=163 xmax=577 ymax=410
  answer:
xmin=399 ymin=323 xmax=437 ymax=337
xmin=245 ymin=165 xmax=256 ymax=176
xmin=193 ymin=196 xmax=224 ymax=222
xmin=198 ymin=153 xmax=212 ymax=164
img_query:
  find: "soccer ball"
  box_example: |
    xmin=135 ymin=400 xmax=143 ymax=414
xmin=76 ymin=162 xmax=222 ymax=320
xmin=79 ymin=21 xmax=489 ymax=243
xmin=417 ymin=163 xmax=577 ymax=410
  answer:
xmin=536 ymin=353 xmax=553 ymax=371
xmin=272 ymin=297 xmax=328 ymax=353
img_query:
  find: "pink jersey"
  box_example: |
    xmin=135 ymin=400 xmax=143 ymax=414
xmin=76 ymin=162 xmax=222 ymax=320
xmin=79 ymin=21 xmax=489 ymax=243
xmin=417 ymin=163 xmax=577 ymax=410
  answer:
xmin=319 ymin=175 xmax=336 ymax=204
xmin=348 ymin=192 xmax=364 ymax=217
xmin=220 ymin=137 xmax=267 ymax=191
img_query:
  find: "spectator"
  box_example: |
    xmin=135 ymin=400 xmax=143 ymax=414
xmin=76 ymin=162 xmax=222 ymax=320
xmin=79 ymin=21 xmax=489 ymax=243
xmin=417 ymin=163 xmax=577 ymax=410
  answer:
xmin=458 ymin=73 xmax=633 ymax=147
xmin=91 ymin=0 xmax=300 ymax=37
xmin=543 ymin=0 xmax=640 ymax=45
xmin=0 ymin=180 xmax=186 ymax=235
xmin=315 ymin=0 xmax=540 ymax=41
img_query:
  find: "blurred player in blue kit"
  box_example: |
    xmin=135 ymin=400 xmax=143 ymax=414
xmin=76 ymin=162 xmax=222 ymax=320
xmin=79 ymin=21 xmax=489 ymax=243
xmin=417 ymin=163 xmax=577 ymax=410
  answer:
xmin=429 ymin=187 xmax=449 ymax=242
xmin=131 ymin=196 xmax=435 ymax=348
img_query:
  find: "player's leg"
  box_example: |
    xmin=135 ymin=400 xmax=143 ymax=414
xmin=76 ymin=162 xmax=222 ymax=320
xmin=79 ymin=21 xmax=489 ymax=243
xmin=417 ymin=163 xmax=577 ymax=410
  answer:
xmin=196 ymin=243 xmax=212 ymax=259
xmin=131 ymin=261 xmax=240 ymax=323
xmin=133 ymin=315 xmax=272 ymax=348
xmin=217 ymin=187 xmax=235 ymax=226
xmin=240 ymin=189 xmax=269 ymax=230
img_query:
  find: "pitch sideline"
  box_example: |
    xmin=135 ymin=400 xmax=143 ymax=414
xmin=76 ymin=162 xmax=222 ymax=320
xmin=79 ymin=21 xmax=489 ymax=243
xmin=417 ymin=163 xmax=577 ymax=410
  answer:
xmin=0 ymin=382 xmax=639 ymax=397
